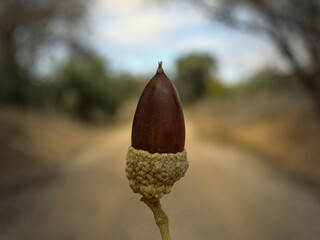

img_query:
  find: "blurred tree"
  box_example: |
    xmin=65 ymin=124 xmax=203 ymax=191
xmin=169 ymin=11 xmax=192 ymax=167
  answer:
xmin=246 ymin=70 xmax=297 ymax=92
xmin=0 ymin=0 xmax=87 ymax=105
xmin=55 ymin=52 xmax=143 ymax=122
xmin=113 ymin=74 xmax=145 ymax=100
xmin=56 ymin=53 xmax=119 ymax=121
xmin=206 ymin=76 xmax=229 ymax=98
xmin=183 ymin=0 xmax=320 ymax=112
xmin=175 ymin=54 xmax=216 ymax=104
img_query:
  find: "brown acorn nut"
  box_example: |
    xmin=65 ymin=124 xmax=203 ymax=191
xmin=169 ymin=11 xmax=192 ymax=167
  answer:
xmin=132 ymin=61 xmax=185 ymax=154
xmin=126 ymin=62 xmax=189 ymax=202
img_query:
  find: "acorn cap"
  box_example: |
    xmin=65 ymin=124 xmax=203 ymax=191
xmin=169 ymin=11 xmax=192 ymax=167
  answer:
xmin=126 ymin=146 xmax=188 ymax=201
xmin=131 ymin=62 xmax=185 ymax=154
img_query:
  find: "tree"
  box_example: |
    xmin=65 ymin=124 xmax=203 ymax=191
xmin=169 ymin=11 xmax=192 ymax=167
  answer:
xmin=55 ymin=53 xmax=119 ymax=121
xmin=175 ymin=54 xmax=216 ymax=104
xmin=55 ymin=51 xmax=143 ymax=121
xmin=0 ymin=0 xmax=87 ymax=104
xmin=183 ymin=0 xmax=320 ymax=112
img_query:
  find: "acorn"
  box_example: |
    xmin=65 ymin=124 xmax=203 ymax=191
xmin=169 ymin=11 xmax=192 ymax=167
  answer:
xmin=126 ymin=62 xmax=189 ymax=202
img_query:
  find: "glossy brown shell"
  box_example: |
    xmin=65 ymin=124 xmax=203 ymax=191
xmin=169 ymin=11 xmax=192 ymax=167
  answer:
xmin=131 ymin=64 xmax=185 ymax=154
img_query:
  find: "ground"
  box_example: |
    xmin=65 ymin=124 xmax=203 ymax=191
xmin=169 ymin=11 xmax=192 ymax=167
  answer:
xmin=0 ymin=108 xmax=320 ymax=240
xmin=191 ymin=91 xmax=320 ymax=188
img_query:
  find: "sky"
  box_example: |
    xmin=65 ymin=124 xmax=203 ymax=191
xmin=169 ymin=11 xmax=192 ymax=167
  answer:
xmin=87 ymin=0 xmax=287 ymax=84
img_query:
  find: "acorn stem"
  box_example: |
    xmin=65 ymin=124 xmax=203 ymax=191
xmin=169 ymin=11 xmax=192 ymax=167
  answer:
xmin=157 ymin=61 xmax=164 ymax=74
xmin=141 ymin=197 xmax=171 ymax=240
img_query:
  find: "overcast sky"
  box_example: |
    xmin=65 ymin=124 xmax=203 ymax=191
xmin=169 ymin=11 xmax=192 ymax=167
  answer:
xmin=87 ymin=0 xmax=286 ymax=84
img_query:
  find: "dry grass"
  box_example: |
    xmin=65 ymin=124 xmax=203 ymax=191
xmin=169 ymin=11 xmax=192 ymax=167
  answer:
xmin=0 ymin=107 xmax=109 ymax=193
xmin=189 ymin=91 xmax=320 ymax=188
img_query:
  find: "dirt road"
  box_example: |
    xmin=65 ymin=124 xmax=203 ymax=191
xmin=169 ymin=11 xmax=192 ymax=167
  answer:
xmin=1 ymin=122 xmax=320 ymax=240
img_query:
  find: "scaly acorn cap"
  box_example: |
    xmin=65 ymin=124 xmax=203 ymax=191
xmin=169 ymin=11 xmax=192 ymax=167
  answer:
xmin=126 ymin=62 xmax=188 ymax=202
xmin=131 ymin=61 xmax=185 ymax=154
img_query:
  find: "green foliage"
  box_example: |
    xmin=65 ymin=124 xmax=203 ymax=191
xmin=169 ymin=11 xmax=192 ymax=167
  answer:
xmin=205 ymin=69 xmax=297 ymax=100
xmin=0 ymin=48 xmax=143 ymax=122
xmin=206 ymin=77 xmax=229 ymax=98
xmin=175 ymin=54 xmax=216 ymax=104
xmin=246 ymin=70 xmax=296 ymax=92
xmin=0 ymin=0 xmax=88 ymax=105
xmin=54 ymin=53 xmax=142 ymax=121
xmin=0 ymin=70 xmax=19 ymax=104
xmin=113 ymin=74 xmax=144 ymax=100
xmin=55 ymin=54 xmax=115 ymax=120
xmin=0 ymin=64 xmax=56 ymax=107
xmin=229 ymin=70 xmax=298 ymax=96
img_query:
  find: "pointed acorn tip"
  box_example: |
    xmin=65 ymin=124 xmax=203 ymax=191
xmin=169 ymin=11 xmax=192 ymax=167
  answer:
xmin=132 ymin=61 xmax=185 ymax=153
xmin=157 ymin=61 xmax=164 ymax=74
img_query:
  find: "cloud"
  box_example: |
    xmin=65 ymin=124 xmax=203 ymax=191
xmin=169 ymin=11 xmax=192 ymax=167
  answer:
xmin=91 ymin=0 xmax=203 ymax=51
xmin=88 ymin=0 xmax=286 ymax=83
xmin=217 ymin=36 xmax=288 ymax=82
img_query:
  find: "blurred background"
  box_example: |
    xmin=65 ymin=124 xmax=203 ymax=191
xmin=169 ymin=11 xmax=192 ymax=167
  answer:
xmin=1 ymin=0 xmax=320 ymax=239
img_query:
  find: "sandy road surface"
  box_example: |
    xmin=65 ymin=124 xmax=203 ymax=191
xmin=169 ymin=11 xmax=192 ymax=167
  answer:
xmin=1 ymin=122 xmax=320 ymax=240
